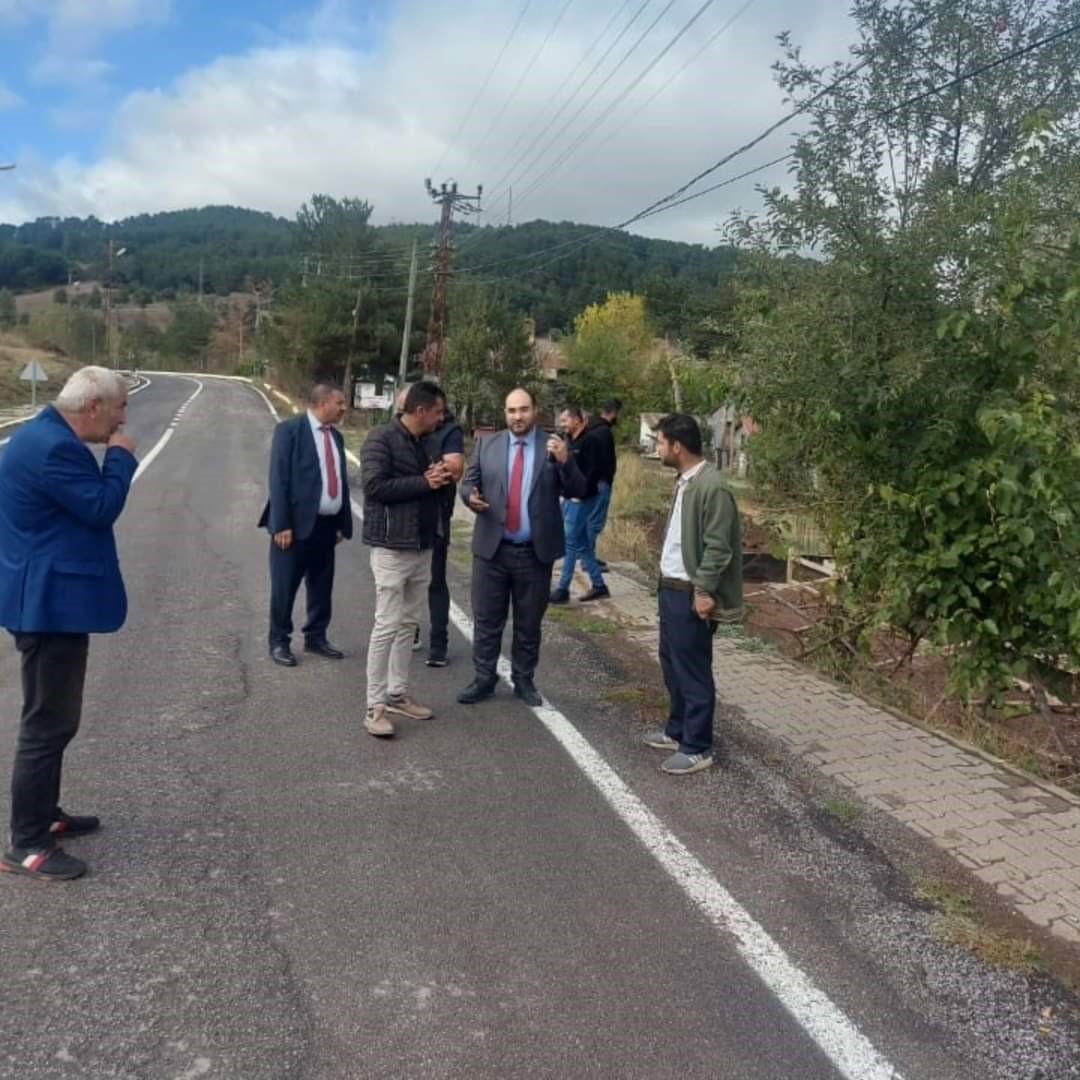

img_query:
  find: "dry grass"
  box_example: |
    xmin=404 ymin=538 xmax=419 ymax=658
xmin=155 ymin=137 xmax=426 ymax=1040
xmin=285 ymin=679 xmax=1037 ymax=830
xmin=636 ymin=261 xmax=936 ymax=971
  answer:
xmin=914 ymin=876 xmax=1042 ymax=973
xmin=597 ymin=451 xmax=670 ymax=573
xmin=0 ymin=336 xmax=79 ymax=410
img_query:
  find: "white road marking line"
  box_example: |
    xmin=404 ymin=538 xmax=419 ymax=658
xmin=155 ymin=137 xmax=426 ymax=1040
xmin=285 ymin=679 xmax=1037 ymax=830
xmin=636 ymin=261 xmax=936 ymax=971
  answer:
xmin=266 ymin=386 xmax=898 ymax=1076
xmin=346 ymin=492 xmax=901 ymax=1080
xmin=250 ymin=384 xmax=278 ymax=419
xmin=131 ymin=378 xmax=203 ymax=484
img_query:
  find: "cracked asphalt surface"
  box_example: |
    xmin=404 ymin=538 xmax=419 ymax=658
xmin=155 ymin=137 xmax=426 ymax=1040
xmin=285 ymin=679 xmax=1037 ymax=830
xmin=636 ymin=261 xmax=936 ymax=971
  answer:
xmin=0 ymin=375 xmax=1078 ymax=1079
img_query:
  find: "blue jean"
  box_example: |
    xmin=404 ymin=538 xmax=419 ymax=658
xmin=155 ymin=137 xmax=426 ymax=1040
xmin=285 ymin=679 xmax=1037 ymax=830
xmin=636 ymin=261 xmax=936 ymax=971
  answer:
xmin=558 ymin=498 xmax=605 ymax=591
xmin=658 ymin=589 xmax=716 ymax=755
xmin=587 ymin=481 xmax=612 ymax=542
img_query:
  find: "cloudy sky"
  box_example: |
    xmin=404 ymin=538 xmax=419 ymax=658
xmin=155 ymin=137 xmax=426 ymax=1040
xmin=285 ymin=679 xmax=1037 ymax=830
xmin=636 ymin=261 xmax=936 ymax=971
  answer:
xmin=0 ymin=0 xmax=854 ymax=243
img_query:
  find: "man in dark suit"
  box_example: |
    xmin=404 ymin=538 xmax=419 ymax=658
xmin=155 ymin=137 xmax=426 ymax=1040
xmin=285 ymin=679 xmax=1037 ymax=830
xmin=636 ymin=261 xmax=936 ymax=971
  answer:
xmin=457 ymin=387 xmax=586 ymax=707
xmin=0 ymin=365 xmax=137 ymax=881
xmin=259 ymin=383 xmax=352 ymax=667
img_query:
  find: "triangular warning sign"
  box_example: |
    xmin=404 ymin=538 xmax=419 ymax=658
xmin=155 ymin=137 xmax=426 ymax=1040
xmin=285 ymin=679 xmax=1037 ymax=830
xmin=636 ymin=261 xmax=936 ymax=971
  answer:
xmin=19 ymin=361 xmax=47 ymax=382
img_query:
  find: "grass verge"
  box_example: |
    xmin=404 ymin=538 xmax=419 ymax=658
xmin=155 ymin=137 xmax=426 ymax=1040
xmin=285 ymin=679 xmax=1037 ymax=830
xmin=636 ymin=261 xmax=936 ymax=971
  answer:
xmin=914 ymin=876 xmax=1042 ymax=973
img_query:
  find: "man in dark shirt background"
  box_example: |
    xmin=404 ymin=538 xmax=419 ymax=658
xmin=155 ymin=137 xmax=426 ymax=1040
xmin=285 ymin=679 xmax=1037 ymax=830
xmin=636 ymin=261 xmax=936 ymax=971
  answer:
xmin=586 ymin=398 xmax=621 ymax=572
xmin=550 ymin=406 xmax=609 ymax=603
xmin=422 ymin=406 xmax=465 ymax=666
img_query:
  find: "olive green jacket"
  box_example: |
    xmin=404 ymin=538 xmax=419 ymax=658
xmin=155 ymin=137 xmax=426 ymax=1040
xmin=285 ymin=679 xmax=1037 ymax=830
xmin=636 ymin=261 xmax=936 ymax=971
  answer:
xmin=679 ymin=463 xmax=743 ymax=618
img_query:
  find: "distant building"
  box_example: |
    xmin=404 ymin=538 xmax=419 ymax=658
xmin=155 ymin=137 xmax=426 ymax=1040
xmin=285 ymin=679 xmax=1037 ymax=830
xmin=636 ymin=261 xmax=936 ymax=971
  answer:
xmin=533 ymin=336 xmax=568 ymax=381
xmin=708 ymin=406 xmax=756 ymax=475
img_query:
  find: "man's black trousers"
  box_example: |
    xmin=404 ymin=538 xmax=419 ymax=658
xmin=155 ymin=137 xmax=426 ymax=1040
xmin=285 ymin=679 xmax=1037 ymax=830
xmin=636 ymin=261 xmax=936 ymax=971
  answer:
xmin=658 ymin=588 xmax=716 ymax=755
xmin=9 ymin=632 xmax=89 ymax=851
xmin=471 ymin=541 xmax=552 ymax=683
xmin=268 ymin=516 xmax=337 ymax=647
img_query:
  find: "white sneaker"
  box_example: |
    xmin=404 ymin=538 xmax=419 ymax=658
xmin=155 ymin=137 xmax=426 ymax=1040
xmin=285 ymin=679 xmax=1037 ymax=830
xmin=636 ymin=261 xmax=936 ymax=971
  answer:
xmin=364 ymin=705 xmax=395 ymax=738
xmin=386 ymin=695 xmax=434 ymax=721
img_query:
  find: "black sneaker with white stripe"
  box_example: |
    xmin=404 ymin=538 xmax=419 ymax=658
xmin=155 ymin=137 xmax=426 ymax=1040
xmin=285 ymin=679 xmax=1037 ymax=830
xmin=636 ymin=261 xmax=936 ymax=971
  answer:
xmin=1 ymin=845 xmax=87 ymax=881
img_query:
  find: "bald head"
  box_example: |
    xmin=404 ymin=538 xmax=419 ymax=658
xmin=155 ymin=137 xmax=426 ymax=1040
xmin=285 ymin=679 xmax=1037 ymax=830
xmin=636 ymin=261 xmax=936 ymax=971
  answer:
xmin=505 ymin=387 xmax=537 ymax=437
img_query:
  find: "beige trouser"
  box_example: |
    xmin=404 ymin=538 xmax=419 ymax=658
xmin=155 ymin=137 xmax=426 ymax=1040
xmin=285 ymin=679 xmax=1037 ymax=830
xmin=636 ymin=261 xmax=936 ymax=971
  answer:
xmin=366 ymin=547 xmax=431 ymax=708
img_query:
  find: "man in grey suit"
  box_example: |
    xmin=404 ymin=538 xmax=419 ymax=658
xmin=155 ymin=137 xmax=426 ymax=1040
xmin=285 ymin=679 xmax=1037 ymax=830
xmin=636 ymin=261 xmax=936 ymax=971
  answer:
xmin=457 ymin=388 xmax=586 ymax=707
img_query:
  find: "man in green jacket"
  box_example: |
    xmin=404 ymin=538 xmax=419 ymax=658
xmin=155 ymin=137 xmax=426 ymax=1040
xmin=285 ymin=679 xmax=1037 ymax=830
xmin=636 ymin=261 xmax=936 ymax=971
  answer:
xmin=643 ymin=414 xmax=742 ymax=775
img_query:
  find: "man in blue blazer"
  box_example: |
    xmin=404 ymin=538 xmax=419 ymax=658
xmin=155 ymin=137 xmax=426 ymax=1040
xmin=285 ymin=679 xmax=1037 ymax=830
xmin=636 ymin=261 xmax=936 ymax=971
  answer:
xmin=457 ymin=387 xmax=586 ymax=707
xmin=0 ymin=366 xmax=137 ymax=882
xmin=258 ymin=383 xmax=352 ymax=667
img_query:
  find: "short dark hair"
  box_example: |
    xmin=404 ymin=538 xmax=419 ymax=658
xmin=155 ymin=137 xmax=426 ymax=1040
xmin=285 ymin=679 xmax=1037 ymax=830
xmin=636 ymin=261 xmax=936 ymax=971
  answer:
xmin=656 ymin=413 xmax=703 ymax=456
xmin=601 ymin=398 xmax=623 ymax=414
xmin=310 ymin=382 xmax=343 ymax=405
xmin=403 ymin=379 xmax=446 ymax=414
xmin=559 ymin=405 xmax=585 ymax=422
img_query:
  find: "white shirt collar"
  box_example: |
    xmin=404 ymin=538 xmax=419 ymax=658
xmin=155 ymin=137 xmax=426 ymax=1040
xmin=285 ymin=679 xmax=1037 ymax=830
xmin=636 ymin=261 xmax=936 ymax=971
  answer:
xmin=677 ymin=460 xmax=707 ymax=488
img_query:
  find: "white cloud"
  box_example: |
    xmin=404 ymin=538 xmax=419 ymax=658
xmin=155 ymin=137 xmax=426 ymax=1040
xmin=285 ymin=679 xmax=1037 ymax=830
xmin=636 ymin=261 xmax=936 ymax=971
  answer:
xmin=25 ymin=0 xmax=172 ymax=85
xmin=2 ymin=0 xmax=855 ymax=243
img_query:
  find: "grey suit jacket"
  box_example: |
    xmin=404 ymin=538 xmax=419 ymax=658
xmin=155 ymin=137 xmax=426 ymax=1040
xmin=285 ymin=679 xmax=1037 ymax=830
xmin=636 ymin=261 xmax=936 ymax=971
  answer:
xmin=462 ymin=428 xmax=587 ymax=564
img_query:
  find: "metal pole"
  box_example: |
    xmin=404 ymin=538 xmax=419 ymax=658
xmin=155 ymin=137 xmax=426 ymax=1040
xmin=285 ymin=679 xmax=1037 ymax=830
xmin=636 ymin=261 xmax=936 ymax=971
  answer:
xmin=399 ymin=239 xmax=418 ymax=384
xmin=105 ymin=238 xmax=114 ymax=369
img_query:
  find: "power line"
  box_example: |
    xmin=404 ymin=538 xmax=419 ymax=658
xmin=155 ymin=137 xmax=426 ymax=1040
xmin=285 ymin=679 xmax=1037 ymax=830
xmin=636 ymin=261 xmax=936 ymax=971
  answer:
xmin=510 ymin=0 xmax=728 ymax=214
xmin=633 ymin=16 xmax=1080 ymax=223
xmin=451 ymin=0 xmax=642 ymax=254
xmin=582 ymin=0 xmax=759 ymax=163
xmin=466 ymin=0 xmax=579 ymax=165
xmin=483 ymin=0 xmax=671 ymax=212
xmin=430 ymin=0 xmax=534 ymax=176
xmin=460 ymin=8 xmax=1080 ymax=278
xmin=483 ymin=0 xmax=637 ymax=190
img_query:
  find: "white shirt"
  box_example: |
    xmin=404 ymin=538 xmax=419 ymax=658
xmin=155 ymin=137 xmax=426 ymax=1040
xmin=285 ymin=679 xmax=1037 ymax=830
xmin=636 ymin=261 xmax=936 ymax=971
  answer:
xmin=307 ymin=410 xmax=343 ymax=517
xmin=659 ymin=460 xmax=707 ymax=580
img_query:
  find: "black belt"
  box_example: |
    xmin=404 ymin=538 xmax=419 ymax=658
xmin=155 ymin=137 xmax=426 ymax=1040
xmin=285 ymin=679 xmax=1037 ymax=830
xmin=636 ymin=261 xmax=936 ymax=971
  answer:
xmin=502 ymin=539 xmax=533 ymax=548
xmin=658 ymin=576 xmax=694 ymax=593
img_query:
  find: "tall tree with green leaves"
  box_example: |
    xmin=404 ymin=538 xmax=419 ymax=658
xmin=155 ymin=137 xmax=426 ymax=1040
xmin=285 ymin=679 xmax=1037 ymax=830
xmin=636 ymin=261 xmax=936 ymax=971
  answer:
xmin=725 ymin=0 xmax=1080 ymax=706
xmin=0 ymin=287 xmax=15 ymax=328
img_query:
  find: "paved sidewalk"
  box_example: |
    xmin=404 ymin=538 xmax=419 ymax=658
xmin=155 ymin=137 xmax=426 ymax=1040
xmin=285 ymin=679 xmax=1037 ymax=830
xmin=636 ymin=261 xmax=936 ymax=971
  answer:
xmin=586 ymin=567 xmax=1080 ymax=948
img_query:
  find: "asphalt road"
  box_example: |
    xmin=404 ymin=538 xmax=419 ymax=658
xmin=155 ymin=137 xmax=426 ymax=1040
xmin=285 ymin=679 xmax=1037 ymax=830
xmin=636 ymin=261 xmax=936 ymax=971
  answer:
xmin=0 ymin=375 xmax=1076 ymax=1080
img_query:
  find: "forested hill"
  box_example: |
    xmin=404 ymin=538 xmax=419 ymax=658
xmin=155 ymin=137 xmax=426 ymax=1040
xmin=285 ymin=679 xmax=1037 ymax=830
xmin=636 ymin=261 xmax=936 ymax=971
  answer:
xmin=0 ymin=205 xmax=739 ymax=332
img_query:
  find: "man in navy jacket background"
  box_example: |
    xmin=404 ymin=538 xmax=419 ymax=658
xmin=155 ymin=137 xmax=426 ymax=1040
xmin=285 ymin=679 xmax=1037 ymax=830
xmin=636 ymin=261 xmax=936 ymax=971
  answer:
xmin=0 ymin=365 xmax=137 ymax=881
xmin=258 ymin=382 xmax=352 ymax=667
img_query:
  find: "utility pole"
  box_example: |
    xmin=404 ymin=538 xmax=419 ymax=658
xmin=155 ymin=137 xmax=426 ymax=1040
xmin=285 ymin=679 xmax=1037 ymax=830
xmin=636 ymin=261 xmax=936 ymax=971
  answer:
xmin=344 ymin=283 xmax=364 ymax=415
xmin=103 ymin=238 xmax=128 ymax=370
xmin=398 ymin=239 xmax=418 ymax=385
xmin=104 ymin=238 xmax=114 ymax=370
xmin=421 ymin=178 xmax=482 ymax=379
xmin=197 ymin=256 xmax=204 ymax=306
xmin=507 ymin=185 xmax=513 ymax=228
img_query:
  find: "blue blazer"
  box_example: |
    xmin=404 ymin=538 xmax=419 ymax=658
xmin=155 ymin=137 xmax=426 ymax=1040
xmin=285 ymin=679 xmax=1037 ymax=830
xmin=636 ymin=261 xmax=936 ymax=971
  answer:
xmin=257 ymin=415 xmax=353 ymax=541
xmin=0 ymin=406 xmax=137 ymax=634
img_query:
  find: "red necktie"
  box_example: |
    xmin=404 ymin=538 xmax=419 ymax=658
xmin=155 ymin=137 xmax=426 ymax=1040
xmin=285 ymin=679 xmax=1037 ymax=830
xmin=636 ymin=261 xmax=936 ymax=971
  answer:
xmin=321 ymin=426 xmax=339 ymax=500
xmin=506 ymin=439 xmax=525 ymax=533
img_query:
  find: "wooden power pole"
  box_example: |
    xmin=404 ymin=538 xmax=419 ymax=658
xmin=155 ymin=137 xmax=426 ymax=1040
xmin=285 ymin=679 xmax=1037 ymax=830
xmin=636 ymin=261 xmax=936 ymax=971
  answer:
xmin=421 ymin=178 xmax=482 ymax=379
xmin=398 ymin=239 xmax=418 ymax=385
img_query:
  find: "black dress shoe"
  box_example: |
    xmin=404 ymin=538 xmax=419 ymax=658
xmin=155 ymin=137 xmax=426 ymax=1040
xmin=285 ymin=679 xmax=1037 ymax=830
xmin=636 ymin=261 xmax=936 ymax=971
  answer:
xmin=549 ymin=587 xmax=570 ymax=604
xmin=579 ymin=585 xmax=611 ymax=602
xmin=270 ymin=645 xmax=297 ymax=667
xmin=305 ymin=639 xmax=344 ymax=659
xmin=513 ymin=678 xmax=543 ymax=707
xmin=457 ymin=678 xmax=497 ymax=705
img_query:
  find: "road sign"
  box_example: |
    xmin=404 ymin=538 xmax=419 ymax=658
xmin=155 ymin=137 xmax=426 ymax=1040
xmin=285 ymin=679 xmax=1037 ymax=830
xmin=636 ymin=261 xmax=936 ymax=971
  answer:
xmin=19 ymin=360 xmax=47 ymax=409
